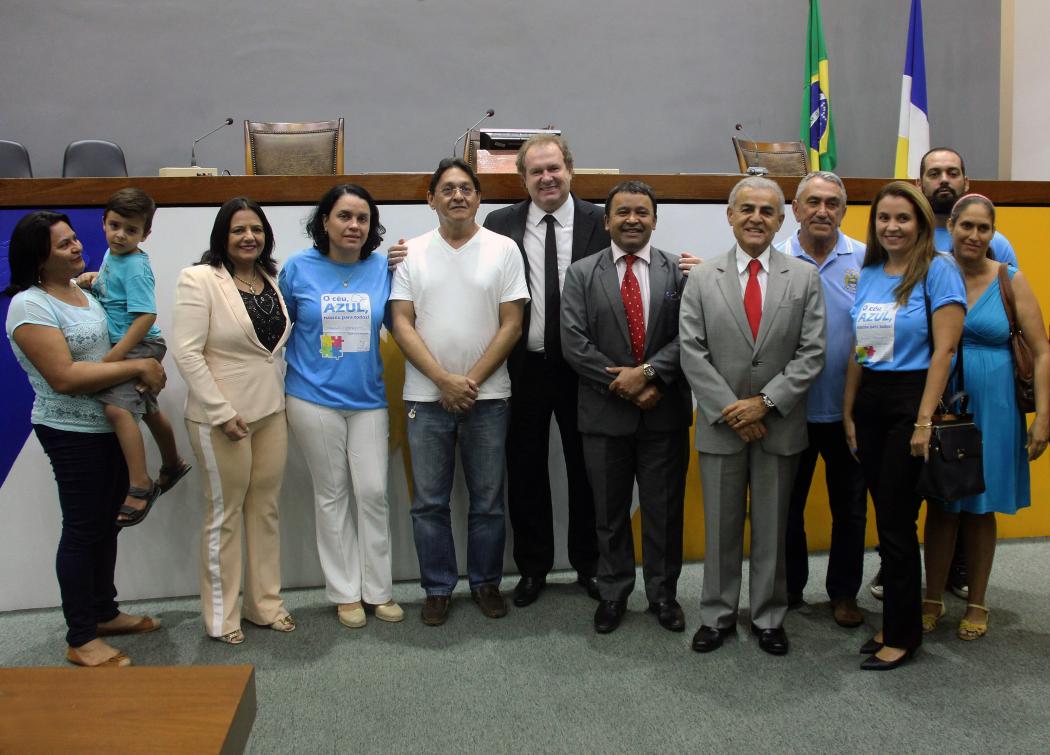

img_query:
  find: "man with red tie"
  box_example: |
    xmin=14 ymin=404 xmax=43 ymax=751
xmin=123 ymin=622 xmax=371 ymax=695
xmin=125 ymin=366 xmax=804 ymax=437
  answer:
xmin=561 ymin=180 xmax=693 ymax=635
xmin=679 ymin=176 xmax=825 ymax=656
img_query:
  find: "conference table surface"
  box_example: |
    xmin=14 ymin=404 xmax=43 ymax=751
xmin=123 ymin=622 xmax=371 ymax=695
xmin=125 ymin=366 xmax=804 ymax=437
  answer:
xmin=0 ymin=664 xmax=256 ymax=754
xmin=1 ymin=174 xmax=1049 ymax=207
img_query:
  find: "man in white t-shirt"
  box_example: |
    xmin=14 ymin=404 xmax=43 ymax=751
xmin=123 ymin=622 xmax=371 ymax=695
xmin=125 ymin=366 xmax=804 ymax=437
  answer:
xmin=390 ymin=158 xmax=529 ymax=627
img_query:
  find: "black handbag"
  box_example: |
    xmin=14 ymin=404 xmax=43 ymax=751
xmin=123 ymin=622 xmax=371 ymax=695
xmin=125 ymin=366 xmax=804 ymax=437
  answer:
xmin=915 ymin=277 xmax=986 ymax=503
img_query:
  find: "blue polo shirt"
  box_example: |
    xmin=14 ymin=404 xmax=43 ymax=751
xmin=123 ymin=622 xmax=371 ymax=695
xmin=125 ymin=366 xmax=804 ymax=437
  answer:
xmin=851 ymin=253 xmax=966 ymax=372
xmin=777 ymin=232 xmax=864 ymax=422
xmin=933 ymin=226 xmax=1017 ymax=266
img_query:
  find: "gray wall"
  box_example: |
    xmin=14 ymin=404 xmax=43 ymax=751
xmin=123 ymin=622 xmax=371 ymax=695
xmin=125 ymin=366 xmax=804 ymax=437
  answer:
xmin=2 ymin=0 xmax=999 ymax=178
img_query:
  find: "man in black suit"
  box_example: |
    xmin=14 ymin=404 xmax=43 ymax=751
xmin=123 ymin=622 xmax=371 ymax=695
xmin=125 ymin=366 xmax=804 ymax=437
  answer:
xmin=560 ymin=180 xmax=692 ymax=634
xmin=483 ymin=135 xmax=608 ymax=607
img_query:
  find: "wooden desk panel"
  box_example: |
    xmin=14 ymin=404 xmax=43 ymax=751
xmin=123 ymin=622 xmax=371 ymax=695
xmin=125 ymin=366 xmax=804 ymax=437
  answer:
xmin=1 ymin=174 xmax=1048 ymax=207
xmin=0 ymin=665 xmax=256 ymax=754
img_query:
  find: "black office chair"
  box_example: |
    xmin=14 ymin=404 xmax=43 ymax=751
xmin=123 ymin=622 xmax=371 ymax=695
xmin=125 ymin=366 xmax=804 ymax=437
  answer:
xmin=62 ymin=140 xmax=128 ymax=177
xmin=0 ymin=140 xmax=33 ymax=178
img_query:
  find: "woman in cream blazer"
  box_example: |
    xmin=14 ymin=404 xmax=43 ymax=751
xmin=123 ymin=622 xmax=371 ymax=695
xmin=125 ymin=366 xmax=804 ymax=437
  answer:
xmin=172 ymin=197 xmax=295 ymax=645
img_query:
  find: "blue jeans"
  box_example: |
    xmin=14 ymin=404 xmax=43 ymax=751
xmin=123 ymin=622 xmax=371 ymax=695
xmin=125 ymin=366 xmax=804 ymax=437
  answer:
xmin=407 ymin=399 xmax=509 ymax=595
xmin=34 ymin=425 xmax=127 ymax=647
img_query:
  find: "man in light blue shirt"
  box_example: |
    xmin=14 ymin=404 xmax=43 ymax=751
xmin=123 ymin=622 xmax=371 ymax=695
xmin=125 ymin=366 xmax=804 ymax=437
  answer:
xmin=777 ymin=172 xmax=867 ymax=628
xmin=918 ymin=147 xmax=1017 ymax=264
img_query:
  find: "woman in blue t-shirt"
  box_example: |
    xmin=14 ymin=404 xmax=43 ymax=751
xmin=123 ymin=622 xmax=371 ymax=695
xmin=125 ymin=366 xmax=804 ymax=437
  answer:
xmin=279 ymin=184 xmax=402 ymax=629
xmin=843 ymin=182 xmax=966 ymax=670
xmin=4 ymin=211 xmax=166 ymax=667
xmin=921 ymin=194 xmax=1049 ymax=641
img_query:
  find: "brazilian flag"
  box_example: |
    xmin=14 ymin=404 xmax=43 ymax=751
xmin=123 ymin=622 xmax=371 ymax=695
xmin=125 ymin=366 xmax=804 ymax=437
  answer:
xmin=800 ymin=0 xmax=837 ymax=170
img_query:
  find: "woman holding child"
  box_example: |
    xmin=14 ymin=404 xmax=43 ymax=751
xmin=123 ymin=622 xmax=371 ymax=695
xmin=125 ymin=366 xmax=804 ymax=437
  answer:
xmin=4 ymin=210 xmax=166 ymax=667
xmin=279 ymin=184 xmax=402 ymax=628
xmin=171 ymin=197 xmax=296 ymax=645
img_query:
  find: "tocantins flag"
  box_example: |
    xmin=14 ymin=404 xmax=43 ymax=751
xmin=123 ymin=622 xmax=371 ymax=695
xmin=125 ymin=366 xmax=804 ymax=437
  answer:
xmin=800 ymin=0 xmax=837 ymax=171
xmin=894 ymin=0 xmax=929 ymax=178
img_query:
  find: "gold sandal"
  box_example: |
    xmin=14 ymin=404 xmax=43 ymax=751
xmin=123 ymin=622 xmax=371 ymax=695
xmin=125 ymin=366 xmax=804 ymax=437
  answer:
xmin=958 ymin=604 xmax=989 ymax=641
xmin=215 ymin=629 xmax=245 ymax=645
xmin=921 ymin=599 xmax=946 ymax=633
xmin=269 ymin=614 xmax=296 ymax=633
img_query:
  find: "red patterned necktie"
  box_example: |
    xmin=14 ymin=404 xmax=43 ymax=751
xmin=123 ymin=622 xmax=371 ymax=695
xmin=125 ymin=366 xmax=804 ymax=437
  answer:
xmin=744 ymin=258 xmax=762 ymax=339
xmin=621 ymin=254 xmax=645 ymax=364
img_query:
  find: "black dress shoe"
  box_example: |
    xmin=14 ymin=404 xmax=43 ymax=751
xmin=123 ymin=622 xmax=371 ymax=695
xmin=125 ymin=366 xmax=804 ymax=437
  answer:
xmin=860 ymin=647 xmax=916 ymax=670
xmin=577 ymin=574 xmax=601 ymax=601
xmin=648 ymin=600 xmax=685 ymax=632
xmin=750 ymin=623 xmax=789 ymax=655
xmin=787 ymin=592 xmax=804 ymax=610
xmin=691 ymin=624 xmax=736 ymax=653
xmin=593 ymin=600 xmax=627 ymax=634
xmin=859 ymin=636 xmax=883 ymax=655
xmin=512 ymin=576 xmax=546 ymax=607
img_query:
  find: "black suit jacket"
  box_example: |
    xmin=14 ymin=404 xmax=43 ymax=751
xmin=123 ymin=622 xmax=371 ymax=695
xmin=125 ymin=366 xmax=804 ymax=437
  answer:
xmin=483 ymin=194 xmax=610 ymax=382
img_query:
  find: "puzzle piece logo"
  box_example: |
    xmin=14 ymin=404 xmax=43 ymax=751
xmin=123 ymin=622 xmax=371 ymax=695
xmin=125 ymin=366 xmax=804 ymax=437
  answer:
xmin=320 ymin=334 xmax=344 ymax=359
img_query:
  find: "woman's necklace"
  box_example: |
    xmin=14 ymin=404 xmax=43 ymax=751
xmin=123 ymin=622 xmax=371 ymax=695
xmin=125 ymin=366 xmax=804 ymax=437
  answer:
xmin=333 ymin=256 xmax=359 ymax=288
xmin=39 ymin=279 xmax=81 ymax=305
xmin=233 ymin=269 xmax=258 ymax=294
xmin=238 ymin=278 xmax=277 ymax=316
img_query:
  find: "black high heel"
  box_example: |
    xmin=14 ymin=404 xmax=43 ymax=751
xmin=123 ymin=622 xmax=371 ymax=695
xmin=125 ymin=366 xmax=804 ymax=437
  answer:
xmin=860 ymin=646 xmax=916 ymax=670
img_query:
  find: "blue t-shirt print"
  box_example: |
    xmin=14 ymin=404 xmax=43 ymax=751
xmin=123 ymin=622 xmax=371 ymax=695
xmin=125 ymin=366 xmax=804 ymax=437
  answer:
xmin=278 ymin=247 xmax=392 ymax=411
xmin=851 ymin=253 xmax=966 ymax=372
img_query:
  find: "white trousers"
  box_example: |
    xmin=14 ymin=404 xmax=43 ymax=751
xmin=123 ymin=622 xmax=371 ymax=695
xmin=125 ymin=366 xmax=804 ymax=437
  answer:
xmin=286 ymin=395 xmax=392 ymax=604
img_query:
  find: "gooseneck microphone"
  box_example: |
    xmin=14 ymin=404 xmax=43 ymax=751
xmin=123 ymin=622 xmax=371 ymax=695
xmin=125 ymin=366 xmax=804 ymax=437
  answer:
xmin=191 ymin=118 xmax=235 ymax=167
xmin=735 ymin=122 xmax=768 ymax=176
xmin=452 ymin=109 xmax=495 ymax=158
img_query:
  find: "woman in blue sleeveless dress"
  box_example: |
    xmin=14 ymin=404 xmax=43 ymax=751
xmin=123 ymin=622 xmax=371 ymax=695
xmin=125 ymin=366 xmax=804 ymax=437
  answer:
xmin=922 ymin=194 xmax=1049 ymax=641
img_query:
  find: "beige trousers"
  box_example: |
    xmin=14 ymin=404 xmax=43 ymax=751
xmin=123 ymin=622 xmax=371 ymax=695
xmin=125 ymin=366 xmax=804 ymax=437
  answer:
xmin=186 ymin=410 xmax=288 ymax=637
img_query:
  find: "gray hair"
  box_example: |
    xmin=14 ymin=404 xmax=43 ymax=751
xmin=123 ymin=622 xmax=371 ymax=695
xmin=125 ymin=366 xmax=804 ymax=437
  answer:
xmin=794 ymin=171 xmax=847 ymax=203
xmin=728 ymin=176 xmax=785 ymax=214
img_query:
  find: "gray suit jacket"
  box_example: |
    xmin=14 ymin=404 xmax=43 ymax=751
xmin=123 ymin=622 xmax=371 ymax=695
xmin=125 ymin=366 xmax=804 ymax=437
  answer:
xmin=561 ymin=246 xmax=692 ymax=436
xmin=679 ymin=247 xmax=826 ymax=455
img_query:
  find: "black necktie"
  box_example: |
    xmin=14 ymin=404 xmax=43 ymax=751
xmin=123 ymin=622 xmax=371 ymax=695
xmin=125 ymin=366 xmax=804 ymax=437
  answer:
xmin=543 ymin=214 xmax=560 ymax=359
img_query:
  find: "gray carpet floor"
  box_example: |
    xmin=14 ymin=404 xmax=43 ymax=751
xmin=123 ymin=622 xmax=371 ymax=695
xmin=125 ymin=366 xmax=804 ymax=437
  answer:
xmin=3 ymin=541 xmax=1050 ymax=753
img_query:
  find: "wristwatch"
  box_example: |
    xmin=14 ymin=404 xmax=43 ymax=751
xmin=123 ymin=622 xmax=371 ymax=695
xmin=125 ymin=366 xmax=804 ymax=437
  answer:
xmin=641 ymin=363 xmax=657 ymax=381
xmin=760 ymin=393 xmax=776 ymax=410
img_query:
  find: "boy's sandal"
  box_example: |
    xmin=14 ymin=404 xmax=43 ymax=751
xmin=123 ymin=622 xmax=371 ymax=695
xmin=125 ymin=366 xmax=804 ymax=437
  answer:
xmin=215 ymin=629 xmax=245 ymax=645
xmin=157 ymin=460 xmax=192 ymax=494
xmin=958 ymin=604 xmax=989 ymax=641
xmin=115 ymin=483 xmax=161 ymax=528
xmin=921 ymin=599 xmax=946 ymax=633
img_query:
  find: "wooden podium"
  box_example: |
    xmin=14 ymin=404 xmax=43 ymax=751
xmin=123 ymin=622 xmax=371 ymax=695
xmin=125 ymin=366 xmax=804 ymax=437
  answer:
xmin=0 ymin=665 xmax=256 ymax=753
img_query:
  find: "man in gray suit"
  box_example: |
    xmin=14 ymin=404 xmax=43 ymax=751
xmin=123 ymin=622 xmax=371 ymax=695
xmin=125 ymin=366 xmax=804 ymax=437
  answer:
xmin=561 ymin=180 xmax=692 ymax=635
xmin=680 ymin=176 xmax=825 ymax=655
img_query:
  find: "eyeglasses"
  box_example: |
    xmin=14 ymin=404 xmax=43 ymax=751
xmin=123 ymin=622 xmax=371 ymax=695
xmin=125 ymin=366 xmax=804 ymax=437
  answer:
xmin=438 ymin=184 xmax=476 ymax=198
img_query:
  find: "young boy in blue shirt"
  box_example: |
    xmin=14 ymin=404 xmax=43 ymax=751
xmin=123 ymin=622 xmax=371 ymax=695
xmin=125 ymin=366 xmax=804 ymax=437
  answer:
xmin=80 ymin=188 xmax=190 ymax=526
